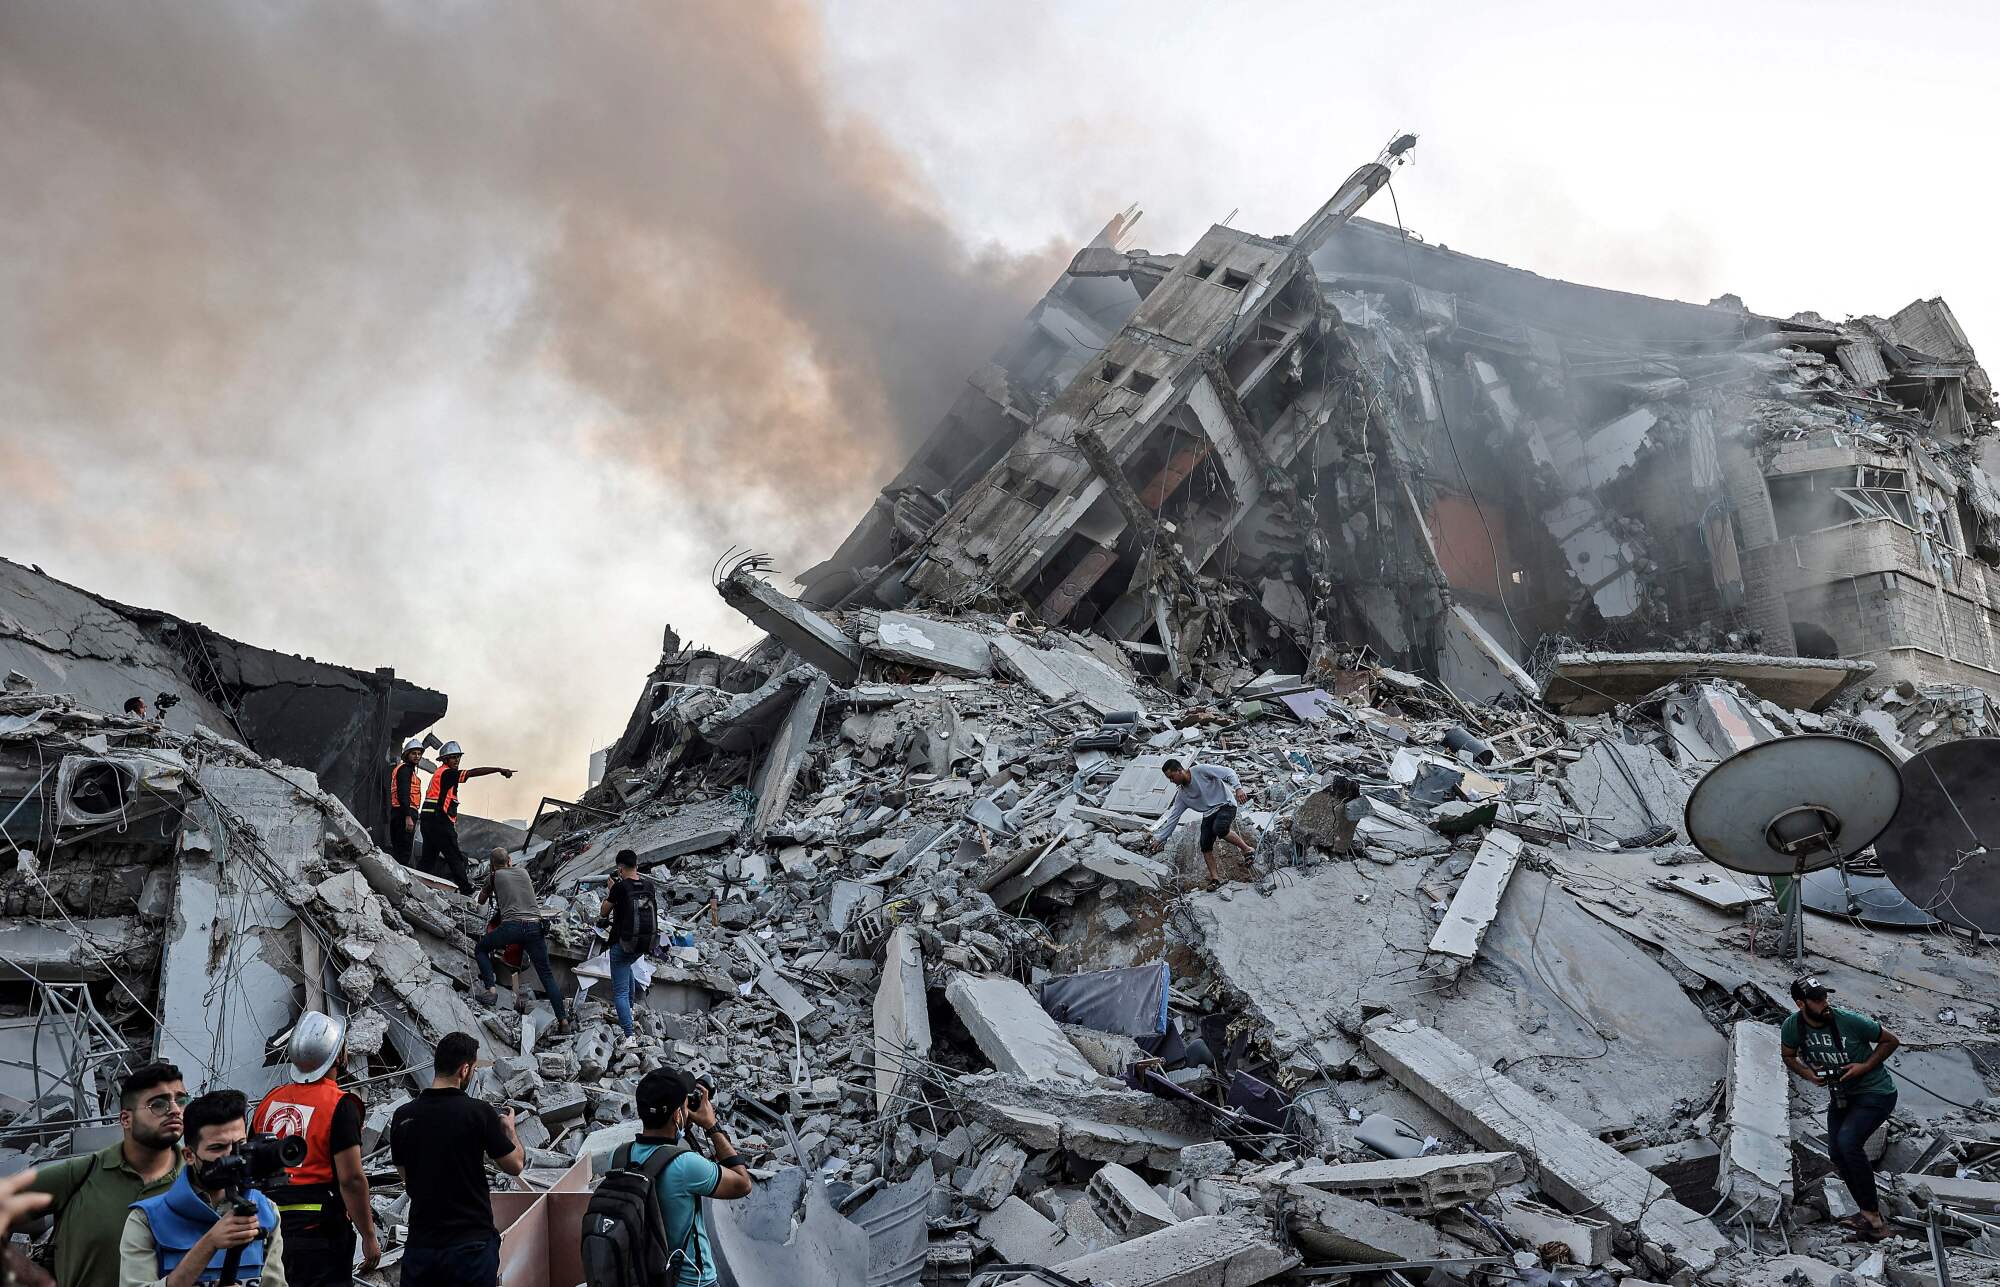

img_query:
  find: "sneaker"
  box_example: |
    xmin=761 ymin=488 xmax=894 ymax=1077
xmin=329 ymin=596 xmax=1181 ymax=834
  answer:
xmin=554 ymin=1018 xmax=573 ymax=1036
xmin=619 ymin=1034 xmax=641 ymax=1050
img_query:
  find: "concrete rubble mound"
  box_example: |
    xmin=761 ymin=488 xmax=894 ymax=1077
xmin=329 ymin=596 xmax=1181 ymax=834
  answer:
xmin=11 ymin=156 xmax=2000 ymax=1287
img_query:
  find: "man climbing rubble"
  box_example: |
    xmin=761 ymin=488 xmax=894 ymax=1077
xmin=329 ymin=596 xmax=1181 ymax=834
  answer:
xmin=251 ymin=1013 xmax=380 ymax=1286
xmin=1147 ymin=758 xmax=1255 ymax=888
xmin=388 ymin=737 xmax=426 ymax=866
xmin=475 ymin=846 xmax=570 ymax=1032
xmin=28 ymin=1063 xmax=185 ymax=1287
xmin=419 ymin=740 xmax=514 ymax=895
xmin=1781 ymin=974 xmax=1901 ymax=1242
xmin=598 ymin=848 xmax=656 ymax=1048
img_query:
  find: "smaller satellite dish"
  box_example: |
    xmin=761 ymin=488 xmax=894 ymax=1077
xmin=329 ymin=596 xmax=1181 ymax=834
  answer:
xmin=1876 ymin=738 xmax=2000 ymax=934
xmin=1685 ymin=735 xmax=1902 ymax=876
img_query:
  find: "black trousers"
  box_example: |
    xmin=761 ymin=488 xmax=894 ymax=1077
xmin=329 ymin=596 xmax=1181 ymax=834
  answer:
xmin=388 ymin=808 xmax=417 ymax=863
xmin=420 ymin=813 xmax=472 ymax=893
xmin=1829 ymin=1091 xmax=1897 ymax=1212
xmin=401 ymin=1234 xmax=499 ymax=1287
xmin=277 ymin=1209 xmax=356 ymax=1287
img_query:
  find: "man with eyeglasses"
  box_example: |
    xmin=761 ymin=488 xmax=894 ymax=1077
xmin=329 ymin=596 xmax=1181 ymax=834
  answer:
xmin=27 ymin=1062 xmax=186 ymax=1287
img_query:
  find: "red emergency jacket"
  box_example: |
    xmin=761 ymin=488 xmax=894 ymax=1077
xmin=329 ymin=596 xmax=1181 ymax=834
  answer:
xmin=253 ymin=1075 xmax=347 ymax=1189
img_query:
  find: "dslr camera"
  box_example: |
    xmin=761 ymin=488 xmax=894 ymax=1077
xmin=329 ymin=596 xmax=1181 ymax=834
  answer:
xmin=205 ymin=1133 xmax=308 ymax=1197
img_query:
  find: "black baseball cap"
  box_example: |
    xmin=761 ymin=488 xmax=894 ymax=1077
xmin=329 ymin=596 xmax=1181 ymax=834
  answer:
xmin=1790 ymin=975 xmax=1834 ymax=1001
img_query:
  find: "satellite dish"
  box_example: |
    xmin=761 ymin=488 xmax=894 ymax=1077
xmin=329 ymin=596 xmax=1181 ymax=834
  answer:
xmin=1685 ymin=735 xmax=1902 ymax=877
xmin=1875 ymin=738 xmax=2000 ymax=933
xmin=1798 ymin=866 xmax=1938 ymax=929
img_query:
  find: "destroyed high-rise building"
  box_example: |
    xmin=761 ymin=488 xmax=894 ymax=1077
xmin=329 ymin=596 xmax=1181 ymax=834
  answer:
xmin=803 ymin=152 xmax=1996 ymax=709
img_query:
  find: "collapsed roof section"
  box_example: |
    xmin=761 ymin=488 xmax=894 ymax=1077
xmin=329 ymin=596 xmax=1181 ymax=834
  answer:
xmin=799 ymin=157 xmax=1996 ymax=707
xmin=0 ymin=557 xmax=445 ymax=835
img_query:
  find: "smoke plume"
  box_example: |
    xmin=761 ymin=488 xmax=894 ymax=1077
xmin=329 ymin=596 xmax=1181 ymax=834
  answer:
xmin=0 ymin=2 xmax=1063 ymax=815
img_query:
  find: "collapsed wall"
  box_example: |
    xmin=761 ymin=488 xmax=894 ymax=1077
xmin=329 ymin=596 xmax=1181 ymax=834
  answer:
xmin=0 ymin=556 xmax=445 ymax=835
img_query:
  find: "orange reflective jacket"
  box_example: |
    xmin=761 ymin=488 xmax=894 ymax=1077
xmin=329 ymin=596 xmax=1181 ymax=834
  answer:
xmin=253 ymin=1076 xmax=347 ymax=1188
xmin=390 ymin=761 xmax=423 ymax=814
xmin=422 ymin=763 xmax=463 ymax=819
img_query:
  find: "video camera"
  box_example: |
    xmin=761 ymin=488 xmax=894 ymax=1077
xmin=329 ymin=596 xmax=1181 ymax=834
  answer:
xmin=205 ymin=1132 xmax=308 ymax=1198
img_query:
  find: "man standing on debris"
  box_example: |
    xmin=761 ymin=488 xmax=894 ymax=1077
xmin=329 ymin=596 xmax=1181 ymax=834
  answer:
xmin=419 ymin=740 xmax=514 ymax=895
xmin=388 ymin=737 xmax=427 ymax=866
xmin=598 ymin=848 xmax=656 ymax=1048
xmin=622 ymin=1068 xmax=753 ymax=1285
xmin=251 ymin=1013 xmax=381 ymax=1286
xmin=28 ymin=1062 xmax=185 ymax=1287
xmin=475 ymin=847 xmax=570 ymax=1033
xmin=121 ymin=1089 xmax=285 ymax=1287
xmin=389 ymin=1031 xmax=524 ymax=1287
xmin=1149 ymin=759 xmax=1255 ymax=888
xmin=1781 ymin=975 xmax=1900 ymax=1241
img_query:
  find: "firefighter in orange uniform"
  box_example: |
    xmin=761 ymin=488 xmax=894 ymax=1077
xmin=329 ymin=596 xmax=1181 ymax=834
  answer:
xmin=389 ymin=737 xmax=426 ymax=865
xmin=252 ymin=1012 xmax=380 ymax=1286
xmin=419 ymin=740 xmax=514 ymax=895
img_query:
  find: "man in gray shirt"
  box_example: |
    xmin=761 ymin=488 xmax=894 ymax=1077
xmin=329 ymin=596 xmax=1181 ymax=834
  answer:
xmin=1148 ymin=759 xmax=1255 ymax=887
xmin=474 ymin=848 xmax=569 ymax=1031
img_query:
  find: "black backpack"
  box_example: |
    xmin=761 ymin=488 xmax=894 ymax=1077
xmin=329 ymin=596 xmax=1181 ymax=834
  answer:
xmin=619 ymin=880 xmax=659 ymax=954
xmin=582 ymin=1141 xmax=702 ymax=1287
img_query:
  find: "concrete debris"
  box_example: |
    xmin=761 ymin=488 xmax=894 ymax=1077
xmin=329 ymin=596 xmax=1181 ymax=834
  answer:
xmin=16 ymin=156 xmax=2000 ymax=1286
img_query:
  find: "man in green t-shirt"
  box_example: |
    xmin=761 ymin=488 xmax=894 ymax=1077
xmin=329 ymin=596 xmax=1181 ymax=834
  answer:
xmin=26 ymin=1062 xmax=186 ymax=1287
xmin=1779 ymin=974 xmax=1899 ymax=1240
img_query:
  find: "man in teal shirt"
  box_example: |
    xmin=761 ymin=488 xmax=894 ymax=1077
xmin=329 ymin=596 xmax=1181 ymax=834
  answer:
xmin=1780 ymin=974 xmax=1899 ymax=1241
xmin=627 ymin=1069 xmax=752 ymax=1286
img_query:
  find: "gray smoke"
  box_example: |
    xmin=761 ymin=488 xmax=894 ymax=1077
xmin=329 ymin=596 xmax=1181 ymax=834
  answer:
xmin=0 ymin=1 xmax=1063 ymax=814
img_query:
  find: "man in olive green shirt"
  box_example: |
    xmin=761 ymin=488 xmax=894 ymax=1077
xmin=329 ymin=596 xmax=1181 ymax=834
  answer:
xmin=1780 ymin=975 xmax=1900 ymax=1240
xmin=28 ymin=1063 xmax=186 ymax=1287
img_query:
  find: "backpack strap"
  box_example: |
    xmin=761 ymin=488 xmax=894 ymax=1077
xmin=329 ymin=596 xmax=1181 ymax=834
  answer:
xmin=635 ymin=1144 xmax=703 ymax=1279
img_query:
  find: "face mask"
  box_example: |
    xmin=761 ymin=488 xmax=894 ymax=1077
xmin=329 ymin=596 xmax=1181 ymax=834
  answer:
xmin=193 ymin=1154 xmax=238 ymax=1191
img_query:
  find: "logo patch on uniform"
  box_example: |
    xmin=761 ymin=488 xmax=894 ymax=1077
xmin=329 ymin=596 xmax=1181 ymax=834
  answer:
xmin=260 ymin=1101 xmax=316 ymax=1137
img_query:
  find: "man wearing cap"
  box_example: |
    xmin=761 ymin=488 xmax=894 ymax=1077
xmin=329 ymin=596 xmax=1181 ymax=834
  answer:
xmin=251 ymin=1012 xmax=380 ymax=1284
xmin=1781 ymin=975 xmax=1900 ymax=1240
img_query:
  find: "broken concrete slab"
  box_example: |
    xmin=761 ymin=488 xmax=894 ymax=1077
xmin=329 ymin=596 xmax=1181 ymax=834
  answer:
xmin=1102 ymin=755 xmax=1178 ymax=817
xmin=1439 ymin=606 xmax=1538 ymax=704
xmin=1562 ymin=737 xmax=1688 ymax=843
xmin=717 ymin=569 xmax=861 ymax=680
xmin=749 ymin=671 xmax=829 ymax=838
xmin=1363 ymin=1023 xmax=1731 ymax=1272
xmin=990 ymin=636 xmax=1142 ymax=717
xmin=1283 ymin=1151 xmax=1526 ymax=1216
xmin=1497 ymin=1197 xmax=1614 ymax=1266
xmin=867 ymin=611 xmax=993 ymax=677
xmin=1901 ymin=1173 xmax=2000 ymax=1213
xmin=1281 ymin=1185 xmax=1471 ymax=1266
xmin=1050 ymin=1214 xmax=1296 ymax=1286
xmin=978 ymin=1196 xmax=1066 ymax=1265
xmin=1720 ymin=1020 xmax=1792 ymax=1222
xmin=873 ymin=925 xmax=931 ymax=1113
xmin=946 ymin=971 xmax=1098 ymax=1083
xmin=1542 ymin=651 xmax=1874 ymax=715
xmin=1427 ymin=830 xmax=1523 ymax=974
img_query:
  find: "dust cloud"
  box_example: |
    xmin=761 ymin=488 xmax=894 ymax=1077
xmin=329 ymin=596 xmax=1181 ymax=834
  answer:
xmin=0 ymin=1 xmax=1062 ymax=816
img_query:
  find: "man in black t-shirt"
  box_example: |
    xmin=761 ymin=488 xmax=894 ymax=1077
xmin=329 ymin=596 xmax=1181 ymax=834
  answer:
xmin=597 ymin=849 xmax=653 ymax=1047
xmin=389 ymin=1032 xmax=524 ymax=1287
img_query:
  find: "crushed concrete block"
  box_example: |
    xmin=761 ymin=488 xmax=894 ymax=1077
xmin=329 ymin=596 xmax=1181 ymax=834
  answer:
xmin=964 ymin=1139 xmax=1028 ymax=1210
xmin=717 ymin=570 xmax=859 ymax=679
xmin=1177 ymin=1142 xmax=1234 ymax=1181
xmin=1721 ymin=1020 xmax=1792 ymax=1222
xmin=1085 ymin=1162 xmax=1180 ymax=1240
xmin=1497 ymin=1197 xmax=1615 ymax=1266
xmin=513 ymin=1112 xmax=551 ymax=1153
xmin=869 ymin=612 xmax=993 ymax=677
xmin=536 ymin=1084 xmax=588 ymax=1125
xmin=945 ymin=971 xmax=1097 ymax=1083
xmin=1364 ymin=1023 xmax=1731 ymax=1273
xmin=1902 ymin=1173 xmax=2000 ymax=1212
xmin=1051 ymin=1214 xmax=1296 ymax=1286
xmin=874 ymin=925 xmax=932 ymax=1113
xmin=1284 ymin=1150 xmax=1526 ymax=1215
xmin=978 ymin=1196 xmax=1065 ymax=1265
xmin=1283 ymin=1184 xmax=1473 ymax=1265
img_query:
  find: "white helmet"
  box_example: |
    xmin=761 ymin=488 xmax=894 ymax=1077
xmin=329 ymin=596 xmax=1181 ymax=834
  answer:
xmin=286 ymin=1011 xmax=345 ymax=1084
xmin=439 ymin=740 xmax=463 ymax=758
xmin=402 ymin=736 xmax=425 ymax=754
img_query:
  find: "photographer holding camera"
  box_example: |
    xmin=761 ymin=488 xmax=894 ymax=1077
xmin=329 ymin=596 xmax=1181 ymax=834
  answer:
xmin=598 ymin=1068 xmax=751 ymax=1287
xmin=120 ymin=1089 xmax=290 ymax=1287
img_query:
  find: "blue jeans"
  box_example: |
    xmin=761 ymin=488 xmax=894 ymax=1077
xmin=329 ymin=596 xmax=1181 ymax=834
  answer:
xmin=401 ymin=1233 xmax=499 ymax=1287
xmin=476 ymin=920 xmax=566 ymax=1022
xmin=1829 ymin=1091 xmax=1896 ymax=1213
xmin=609 ymin=943 xmax=639 ymax=1035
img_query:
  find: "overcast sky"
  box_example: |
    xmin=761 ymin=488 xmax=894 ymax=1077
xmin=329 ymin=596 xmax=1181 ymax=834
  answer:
xmin=5 ymin=1 xmax=1994 ymax=820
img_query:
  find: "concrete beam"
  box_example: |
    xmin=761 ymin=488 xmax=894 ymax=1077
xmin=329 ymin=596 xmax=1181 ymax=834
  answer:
xmin=1427 ymin=830 xmax=1524 ymax=973
xmin=1721 ymin=1021 xmax=1792 ymax=1222
xmin=873 ymin=926 xmax=931 ymax=1114
xmin=1281 ymin=1185 xmax=1472 ymax=1266
xmin=1051 ymin=1214 xmax=1296 ymax=1287
xmin=1284 ymin=1151 xmax=1526 ymax=1216
xmin=1364 ymin=1022 xmax=1731 ymax=1273
xmin=945 ymin=972 xmax=1097 ymax=1083
xmin=749 ymin=672 xmax=829 ymax=839
xmin=717 ymin=570 xmax=860 ymax=680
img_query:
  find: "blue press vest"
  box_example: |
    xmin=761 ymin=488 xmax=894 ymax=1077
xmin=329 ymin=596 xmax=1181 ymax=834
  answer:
xmin=133 ymin=1169 xmax=279 ymax=1285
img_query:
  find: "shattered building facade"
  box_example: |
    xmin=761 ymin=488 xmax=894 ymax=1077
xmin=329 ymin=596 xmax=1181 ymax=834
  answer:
xmin=12 ymin=143 xmax=2000 ymax=1287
